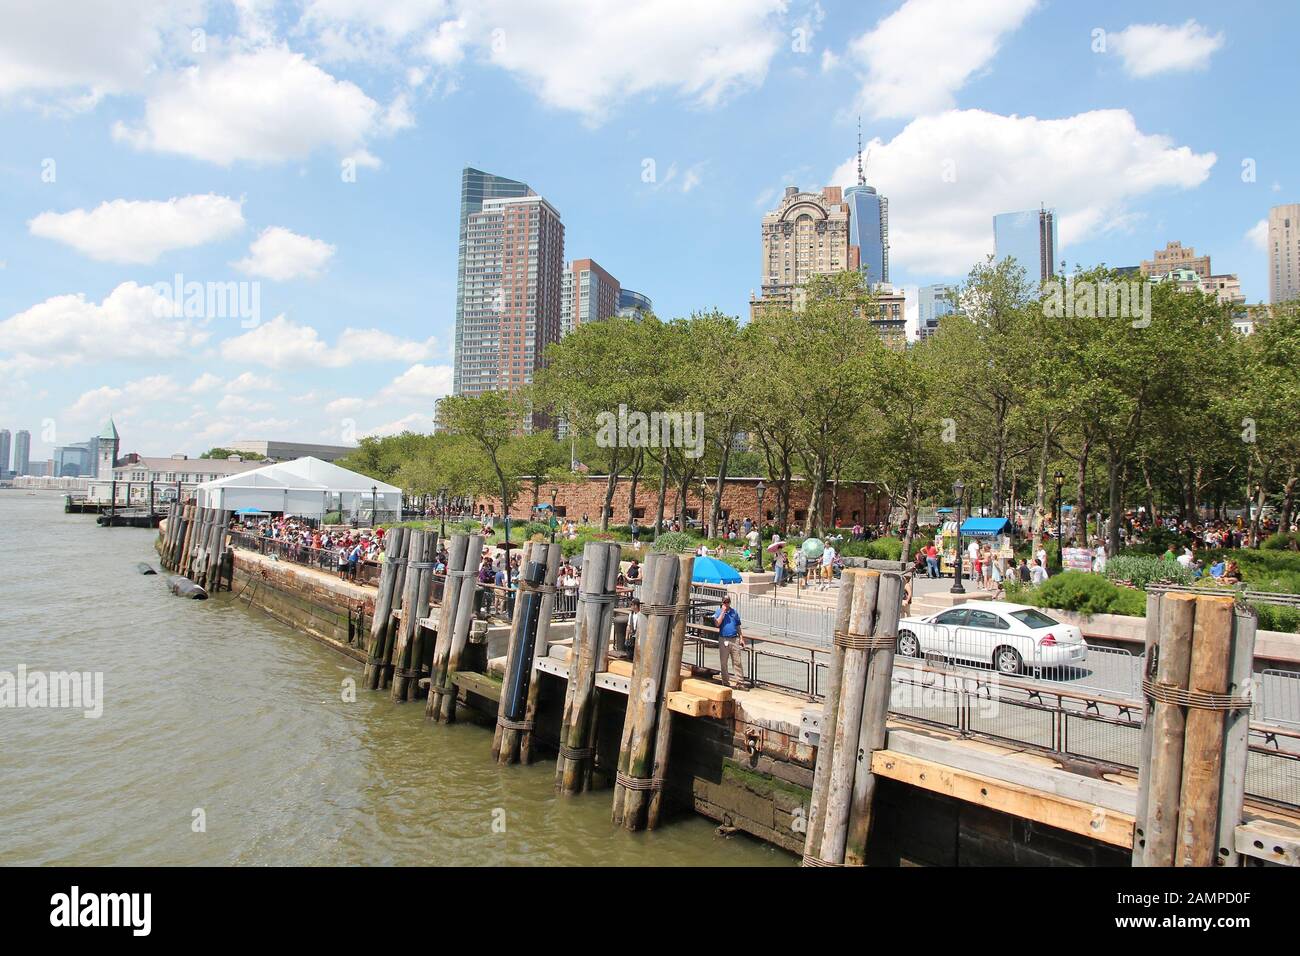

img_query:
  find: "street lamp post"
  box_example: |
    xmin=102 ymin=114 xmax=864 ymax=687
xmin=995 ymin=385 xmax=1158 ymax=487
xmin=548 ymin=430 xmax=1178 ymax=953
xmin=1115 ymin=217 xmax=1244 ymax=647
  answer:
xmin=950 ymin=479 xmax=966 ymax=595
xmin=979 ymin=480 xmax=986 ymax=518
xmin=755 ymin=480 xmax=767 ymax=573
xmin=371 ymin=484 xmax=377 ymax=526
xmin=439 ymin=486 xmax=448 ymax=540
xmin=550 ymin=487 xmax=558 ymax=543
xmin=1054 ymin=470 xmax=1065 ymax=574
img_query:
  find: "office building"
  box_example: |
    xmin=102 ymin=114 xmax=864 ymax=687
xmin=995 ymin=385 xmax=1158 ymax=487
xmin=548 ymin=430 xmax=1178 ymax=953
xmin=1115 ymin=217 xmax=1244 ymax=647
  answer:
xmin=917 ymin=284 xmax=957 ymax=341
xmin=14 ymin=429 xmax=31 ymax=476
xmin=0 ymin=429 xmax=9 ymax=477
xmin=870 ymin=283 xmax=907 ymax=347
xmin=560 ymin=258 xmax=620 ymax=336
xmin=993 ymin=208 xmax=1058 ymax=283
xmin=454 ymin=179 xmax=565 ymax=398
xmin=1141 ymin=240 xmax=1211 ymax=281
xmin=1269 ymin=204 xmax=1300 ymax=304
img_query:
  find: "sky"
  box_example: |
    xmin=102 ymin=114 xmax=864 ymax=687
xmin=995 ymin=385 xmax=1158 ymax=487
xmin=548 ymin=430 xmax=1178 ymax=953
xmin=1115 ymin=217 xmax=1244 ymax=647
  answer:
xmin=0 ymin=0 xmax=1295 ymax=465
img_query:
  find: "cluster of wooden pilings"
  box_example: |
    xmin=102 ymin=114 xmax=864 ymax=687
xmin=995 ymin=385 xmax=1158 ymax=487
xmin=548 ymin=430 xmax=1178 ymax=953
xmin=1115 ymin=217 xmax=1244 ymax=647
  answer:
xmin=354 ymin=533 xmax=700 ymax=833
xmin=1133 ymin=592 xmax=1257 ymax=867
xmin=159 ymin=502 xmax=232 ymax=592
xmin=556 ymin=541 xmax=623 ymax=794
xmin=802 ymin=567 xmax=905 ymax=866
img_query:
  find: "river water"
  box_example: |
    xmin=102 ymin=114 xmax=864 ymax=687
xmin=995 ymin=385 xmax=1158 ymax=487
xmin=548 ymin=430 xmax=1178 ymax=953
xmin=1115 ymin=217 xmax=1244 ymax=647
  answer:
xmin=0 ymin=492 xmax=789 ymax=866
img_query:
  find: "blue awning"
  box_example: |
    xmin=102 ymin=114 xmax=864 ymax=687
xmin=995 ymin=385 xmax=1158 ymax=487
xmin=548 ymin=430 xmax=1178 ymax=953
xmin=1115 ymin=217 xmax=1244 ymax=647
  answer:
xmin=960 ymin=517 xmax=1010 ymax=536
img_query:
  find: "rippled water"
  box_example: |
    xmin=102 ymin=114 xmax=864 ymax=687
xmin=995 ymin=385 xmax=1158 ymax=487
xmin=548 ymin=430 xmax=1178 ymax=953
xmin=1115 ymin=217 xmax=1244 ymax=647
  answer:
xmin=0 ymin=492 xmax=789 ymax=866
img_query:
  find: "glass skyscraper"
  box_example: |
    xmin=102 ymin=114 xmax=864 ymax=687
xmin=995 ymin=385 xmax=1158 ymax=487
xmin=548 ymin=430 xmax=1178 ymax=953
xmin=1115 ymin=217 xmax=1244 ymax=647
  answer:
xmin=845 ymin=184 xmax=889 ymax=286
xmin=917 ymin=284 xmax=957 ymax=340
xmin=993 ymin=208 xmax=1058 ymax=284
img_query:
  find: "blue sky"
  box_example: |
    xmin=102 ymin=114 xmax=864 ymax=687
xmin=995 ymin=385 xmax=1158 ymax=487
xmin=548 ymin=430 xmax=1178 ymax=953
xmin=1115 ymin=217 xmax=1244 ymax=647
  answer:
xmin=0 ymin=0 xmax=1295 ymax=464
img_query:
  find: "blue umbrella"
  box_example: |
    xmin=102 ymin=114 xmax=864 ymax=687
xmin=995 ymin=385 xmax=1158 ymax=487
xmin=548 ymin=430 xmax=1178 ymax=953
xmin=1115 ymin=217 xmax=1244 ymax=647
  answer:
xmin=692 ymin=555 xmax=742 ymax=584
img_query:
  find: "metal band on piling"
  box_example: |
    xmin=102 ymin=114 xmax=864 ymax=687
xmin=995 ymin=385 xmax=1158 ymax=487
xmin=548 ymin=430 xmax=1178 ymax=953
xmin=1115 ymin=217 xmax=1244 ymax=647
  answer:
xmin=801 ymin=854 xmax=842 ymax=867
xmin=1141 ymin=678 xmax=1251 ymax=711
xmin=833 ymin=628 xmax=894 ymax=650
xmin=558 ymin=744 xmax=595 ymax=761
xmin=408 ymin=560 xmax=436 ymax=570
xmin=615 ymin=771 xmax=663 ymax=792
xmin=496 ymin=716 xmax=534 ymax=732
xmin=577 ymin=593 xmax=618 ymax=606
xmin=637 ymin=603 xmax=679 ymax=617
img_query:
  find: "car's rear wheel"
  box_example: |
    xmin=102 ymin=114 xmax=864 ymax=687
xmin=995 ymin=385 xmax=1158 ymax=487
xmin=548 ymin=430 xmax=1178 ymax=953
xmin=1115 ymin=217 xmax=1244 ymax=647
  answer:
xmin=993 ymin=645 xmax=1023 ymax=675
xmin=897 ymin=630 xmax=922 ymax=658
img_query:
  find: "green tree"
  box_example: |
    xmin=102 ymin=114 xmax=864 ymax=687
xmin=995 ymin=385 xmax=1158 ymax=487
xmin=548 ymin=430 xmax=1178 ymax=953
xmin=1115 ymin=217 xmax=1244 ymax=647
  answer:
xmin=438 ymin=391 xmax=526 ymax=542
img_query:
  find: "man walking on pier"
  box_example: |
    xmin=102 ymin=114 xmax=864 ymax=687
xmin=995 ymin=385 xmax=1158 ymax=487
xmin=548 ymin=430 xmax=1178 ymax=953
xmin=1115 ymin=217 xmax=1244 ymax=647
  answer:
xmin=712 ymin=595 xmax=746 ymax=689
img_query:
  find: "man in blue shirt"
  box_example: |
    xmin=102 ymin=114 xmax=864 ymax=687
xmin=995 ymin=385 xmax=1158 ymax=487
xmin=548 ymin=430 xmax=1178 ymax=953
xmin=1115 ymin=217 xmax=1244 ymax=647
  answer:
xmin=712 ymin=595 xmax=747 ymax=689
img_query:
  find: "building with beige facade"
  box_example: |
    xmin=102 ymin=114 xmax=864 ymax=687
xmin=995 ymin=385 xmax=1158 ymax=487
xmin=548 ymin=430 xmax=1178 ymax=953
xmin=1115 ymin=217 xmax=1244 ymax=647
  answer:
xmin=1269 ymin=203 xmax=1300 ymax=305
xmin=1140 ymin=240 xmax=1211 ymax=280
xmin=750 ymin=185 xmax=856 ymax=318
xmin=560 ymin=258 xmax=620 ymax=336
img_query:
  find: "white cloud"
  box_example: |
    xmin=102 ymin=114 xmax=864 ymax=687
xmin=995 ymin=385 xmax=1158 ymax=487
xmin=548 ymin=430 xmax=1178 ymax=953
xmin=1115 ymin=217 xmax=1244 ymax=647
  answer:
xmin=847 ymin=0 xmax=1038 ymax=120
xmin=0 ymin=0 xmax=200 ymax=102
xmin=234 ymin=226 xmax=336 ymax=280
xmin=829 ymin=108 xmax=1216 ymax=277
xmin=219 ymin=315 xmax=438 ymax=367
xmin=224 ymin=371 xmax=277 ymax=392
xmin=0 ymin=282 xmax=209 ymax=370
xmin=325 ymin=396 xmax=365 ymax=415
xmin=364 ymin=411 xmax=434 ymax=438
xmin=113 ymin=46 xmax=389 ymax=165
xmin=66 ymin=374 xmax=179 ymax=421
xmin=189 ymin=372 xmax=223 ymax=393
xmin=378 ymin=362 xmax=453 ymax=400
xmin=28 ymin=194 xmax=245 ymax=265
xmin=1246 ymin=218 xmax=1269 ymax=252
xmin=1109 ymin=20 xmax=1225 ymax=78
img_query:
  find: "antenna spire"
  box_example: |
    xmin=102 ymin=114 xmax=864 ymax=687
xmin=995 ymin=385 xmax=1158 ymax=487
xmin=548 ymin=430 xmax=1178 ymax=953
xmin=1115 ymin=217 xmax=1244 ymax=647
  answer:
xmin=856 ymin=116 xmax=864 ymax=186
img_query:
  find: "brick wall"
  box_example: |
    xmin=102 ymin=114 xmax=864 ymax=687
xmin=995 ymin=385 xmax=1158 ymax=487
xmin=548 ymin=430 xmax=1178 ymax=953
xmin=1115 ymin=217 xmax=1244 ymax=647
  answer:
xmin=477 ymin=475 xmax=889 ymax=529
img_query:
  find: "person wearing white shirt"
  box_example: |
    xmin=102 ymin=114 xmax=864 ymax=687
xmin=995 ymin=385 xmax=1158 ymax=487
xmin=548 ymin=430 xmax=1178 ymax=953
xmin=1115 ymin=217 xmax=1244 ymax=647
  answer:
xmin=819 ymin=544 xmax=836 ymax=590
xmin=1030 ymin=559 xmax=1048 ymax=585
xmin=1092 ymin=541 xmax=1107 ymax=573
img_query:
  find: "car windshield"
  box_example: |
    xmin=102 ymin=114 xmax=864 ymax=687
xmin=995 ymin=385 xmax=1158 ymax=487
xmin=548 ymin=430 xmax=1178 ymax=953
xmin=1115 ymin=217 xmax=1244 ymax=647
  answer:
xmin=1010 ymin=608 xmax=1059 ymax=629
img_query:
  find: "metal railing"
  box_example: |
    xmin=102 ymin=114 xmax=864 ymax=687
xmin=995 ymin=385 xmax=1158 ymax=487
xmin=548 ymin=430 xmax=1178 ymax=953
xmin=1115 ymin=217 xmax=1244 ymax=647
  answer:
xmin=229 ymin=530 xmax=383 ymax=586
xmin=1147 ymin=582 xmax=1300 ymax=608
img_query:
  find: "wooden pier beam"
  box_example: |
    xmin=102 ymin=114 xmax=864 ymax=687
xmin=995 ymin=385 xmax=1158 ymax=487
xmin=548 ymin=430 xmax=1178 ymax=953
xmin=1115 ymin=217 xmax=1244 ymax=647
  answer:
xmin=364 ymin=528 xmax=409 ymax=689
xmin=391 ymin=530 xmax=437 ymax=702
xmin=1131 ymin=589 xmax=1163 ymax=865
xmin=645 ymin=553 xmax=695 ymax=829
xmin=1215 ymin=605 xmax=1258 ymax=866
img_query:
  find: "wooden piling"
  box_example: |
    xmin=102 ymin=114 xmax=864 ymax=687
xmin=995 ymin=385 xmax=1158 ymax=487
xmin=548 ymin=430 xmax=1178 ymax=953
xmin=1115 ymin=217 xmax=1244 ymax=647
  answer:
xmin=1131 ymin=589 xmax=1164 ymax=865
xmin=1175 ymin=595 xmax=1235 ymax=867
xmin=426 ymin=533 xmax=470 ymax=719
xmin=391 ymin=530 xmax=437 ymax=702
xmin=494 ymin=542 xmax=536 ymax=762
xmin=645 ymin=553 xmax=695 ymax=829
xmin=364 ymin=528 xmax=409 ymax=689
xmin=817 ymin=570 xmax=877 ymax=864
xmin=844 ymin=570 xmax=904 ymax=866
xmin=436 ymin=534 xmax=484 ymax=723
xmin=520 ymin=542 xmax=562 ymax=764
xmin=612 ymin=552 xmax=679 ymax=829
xmin=803 ymin=573 xmax=856 ymax=864
xmin=1215 ymin=605 xmax=1258 ymax=866
xmin=556 ymin=541 xmax=616 ymax=794
xmin=1142 ymin=592 xmax=1197 ymax=867
xmin=366 ymin=527 xmax=406 ymax=680
xmin=177 ymin=504 xmax=197 ymax=577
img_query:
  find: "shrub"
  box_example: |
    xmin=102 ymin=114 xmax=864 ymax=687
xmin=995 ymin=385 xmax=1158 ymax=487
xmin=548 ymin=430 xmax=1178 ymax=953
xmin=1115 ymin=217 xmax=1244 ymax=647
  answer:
xmin=652 ymin=531 xmax=695 ymax=554
xmin=522 ymin=521 xmax=551 ymax=539
xmin=1034 ymin=571 xmax=1132 ymax=616
xmin=1102 ymin=554 xmax=1194 ymax=589
xmin=1262 ymin=532 xmax=1299 ymax=551
xmin=1251 ymin=602 xmax=1300 ymax=634
xmin=837 ymin=536 xmax=902 ymax=560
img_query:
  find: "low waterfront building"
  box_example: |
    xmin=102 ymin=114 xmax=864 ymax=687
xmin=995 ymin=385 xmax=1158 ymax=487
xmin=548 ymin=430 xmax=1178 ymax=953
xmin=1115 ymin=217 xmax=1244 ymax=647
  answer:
xmin=227 ymin=440 xmax=357 ymax=462
xmin=86 ymin=454 xmax=262 ymax=505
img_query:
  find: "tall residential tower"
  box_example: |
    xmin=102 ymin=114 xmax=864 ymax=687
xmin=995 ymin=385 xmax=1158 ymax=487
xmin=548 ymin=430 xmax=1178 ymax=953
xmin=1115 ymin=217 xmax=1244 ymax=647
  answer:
xmin=453 ymin=169 xmax=565 ymax=398
xmin=1269 ymin=203 xmax=1300 ymax=305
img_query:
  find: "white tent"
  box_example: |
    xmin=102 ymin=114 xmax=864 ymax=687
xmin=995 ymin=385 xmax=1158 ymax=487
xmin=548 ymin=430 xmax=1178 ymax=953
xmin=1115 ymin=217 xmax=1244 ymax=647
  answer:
xmin=194 ymin=457 xmax=401 ymax=518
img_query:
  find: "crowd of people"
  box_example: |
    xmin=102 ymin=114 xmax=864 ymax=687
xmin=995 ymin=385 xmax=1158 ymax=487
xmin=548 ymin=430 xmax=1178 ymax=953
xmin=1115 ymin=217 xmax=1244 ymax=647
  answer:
xmin=234 ymin=515 xmax=387 ymax=581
